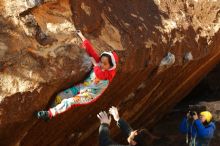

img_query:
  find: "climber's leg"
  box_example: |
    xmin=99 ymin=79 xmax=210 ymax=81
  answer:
xmin=37 ymin=81 xmax=108 ymax=120
xmin=49 ymin=93 xmax=94 ymax=117
xmin=52 ymin=85 xmax=80 ymax=107
xmin=37 ymin=95 xmax=88 ymax=120
xmin=37 ymin=86 xmax=81 ymax=120
xmin=49 ymin=96 xmax=77 ymax=117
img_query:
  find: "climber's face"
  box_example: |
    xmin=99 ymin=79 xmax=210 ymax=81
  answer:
xmin=127 ymin=130 xmax=138 ymax=145
xmin=100 ymin=56 xmax=111 ymax=70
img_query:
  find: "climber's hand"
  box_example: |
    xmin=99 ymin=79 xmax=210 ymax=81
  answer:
xmin=193 ymin=112 xmax=199 ymax=120
xmin=76 ymin=30 xmax=81 ymax=34
xmin=186 ymin=112 xmax=191 ymax=118
xmin=109 ymin=106 xmax=120 ymax=121
xmin=91 ymin=57 xmax=98 ymax=66
xmin=76 ymin=30 xmax=86 ymax=41
xmin=97 ymin=111 xmax=111 ymax=125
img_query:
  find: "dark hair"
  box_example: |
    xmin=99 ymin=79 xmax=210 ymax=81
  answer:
xmin=133 ymin=129 xmax=153 ymax=146
xmin=100 ymin=53 xmax=114 ymax=67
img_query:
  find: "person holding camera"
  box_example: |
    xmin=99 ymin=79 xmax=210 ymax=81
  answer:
xmin=180 ymin=111 xmax=216 ymax=146
xmin=97 ymin=106 xmax=153 ymax=146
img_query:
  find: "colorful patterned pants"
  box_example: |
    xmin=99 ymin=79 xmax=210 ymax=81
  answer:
xmin=49 ymin=85 xmax=102 ymax=117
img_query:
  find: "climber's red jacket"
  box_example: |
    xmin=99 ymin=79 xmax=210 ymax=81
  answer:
xmin=82 ymin=39 xmax=118 ymax=82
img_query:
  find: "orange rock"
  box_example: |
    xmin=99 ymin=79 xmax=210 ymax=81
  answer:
xmin=0 ymin=0 xmax=220 ymax=146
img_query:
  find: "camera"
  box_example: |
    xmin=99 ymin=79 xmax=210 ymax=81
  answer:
xmin=189 ymin=111 xmax=197 ymax=116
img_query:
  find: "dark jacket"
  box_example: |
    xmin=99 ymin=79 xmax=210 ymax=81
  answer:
xmin=99 ymin=119 xmax=133 ymax=146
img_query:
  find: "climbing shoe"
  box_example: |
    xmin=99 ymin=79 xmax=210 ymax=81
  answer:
xmin=37 ymin=110 xmax=50 ymax=121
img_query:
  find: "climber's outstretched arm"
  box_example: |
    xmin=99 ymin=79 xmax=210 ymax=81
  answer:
xmin=76 ymin=30 xmax=100 ymax=62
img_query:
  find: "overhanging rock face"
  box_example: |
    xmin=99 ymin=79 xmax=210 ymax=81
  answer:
xmin=0 ymin=0 xmax=220 ymax=146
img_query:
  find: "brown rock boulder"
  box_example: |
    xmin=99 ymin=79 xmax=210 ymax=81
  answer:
xmin=0 ymin=0 xmax=220 ymax=146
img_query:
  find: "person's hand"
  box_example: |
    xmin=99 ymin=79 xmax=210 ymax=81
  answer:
xmin=75 ymin=30 xmax=82 ymax=35
xmin=186 ymin=112 xmax=190 ymax=118
xmin=193 ymin=112 xmax=199 ymax=120
xmin=192 ymin=112 xmax=199 ymax=120
xmin=91 ymin=57 xmax=98 ymax=66
xmin=75 ymin=30 xmax=86 ymax=41
xmin=97 ymin=111 xmax=111 ymax=125
xmin=109 ymin=106 xmax=120 ymax=121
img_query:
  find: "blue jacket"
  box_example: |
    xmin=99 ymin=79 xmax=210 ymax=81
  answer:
xmin=180 ymin=117 xmax=216 ymax=139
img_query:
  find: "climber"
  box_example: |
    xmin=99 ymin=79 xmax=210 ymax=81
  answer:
xmin=98 ymin=106 xmax=153 ymax=146
xmin=37 ymin=30 xmax=119 ymax=120
xmin=180 ymin=111 xmax=216 ymax=146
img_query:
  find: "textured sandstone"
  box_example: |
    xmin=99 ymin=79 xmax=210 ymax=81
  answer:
xmin=0 ymin=0 xmax=220 ymax=146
